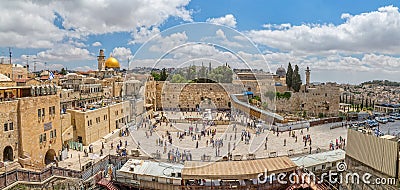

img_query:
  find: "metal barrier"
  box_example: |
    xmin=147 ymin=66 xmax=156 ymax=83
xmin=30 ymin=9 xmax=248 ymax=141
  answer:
xmin=0 ymin=155 xmax=129 ymax=189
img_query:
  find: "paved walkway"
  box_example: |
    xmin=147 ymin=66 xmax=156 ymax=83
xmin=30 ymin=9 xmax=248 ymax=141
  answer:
xmin=58 ymin=111 xmax=348 ymax=170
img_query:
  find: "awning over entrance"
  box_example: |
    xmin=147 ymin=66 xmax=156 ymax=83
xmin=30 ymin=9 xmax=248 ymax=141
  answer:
xmin=182 ymin=156 xmax=297 ymax=180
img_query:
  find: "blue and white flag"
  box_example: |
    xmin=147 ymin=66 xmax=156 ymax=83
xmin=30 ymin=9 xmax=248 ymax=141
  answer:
xmin=48 ymin=71 xmax=54 ymax=80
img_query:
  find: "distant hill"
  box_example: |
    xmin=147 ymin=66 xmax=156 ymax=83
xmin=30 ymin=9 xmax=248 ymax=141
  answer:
xmin=362 ymin=80 xmax=400 ymax=87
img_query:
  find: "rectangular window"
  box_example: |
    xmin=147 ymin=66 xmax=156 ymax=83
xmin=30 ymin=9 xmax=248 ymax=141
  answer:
xmin=54 ymin=129 xmax=56 ymax=137
xmin=50 ymin=130 xmax=53 ymax=138
xmin=42 ymin=108 xmax=45 ymax=116
xmin=39 ymin=134 xmax=43 ymax=143
xmin=43 ymin=133 xmax=46 ymax=142
xmin=4 ymin=123 xmax=8 ymax=131
xmin=9 ymin=122 xmax=13 ymax=131
xmin=87 ymin=121 xmax=90 ymax=126
xmin=38 ymin=109 xmax=41 ymax=119
xmin=52 ymin=106 xmax=56 ymax=115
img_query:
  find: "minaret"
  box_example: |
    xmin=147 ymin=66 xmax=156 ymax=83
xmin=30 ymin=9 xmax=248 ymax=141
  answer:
xmin=97 ymin=49 xmax=105 ymax=71
xmin=305 ymin=66 xmax=311 ymax=86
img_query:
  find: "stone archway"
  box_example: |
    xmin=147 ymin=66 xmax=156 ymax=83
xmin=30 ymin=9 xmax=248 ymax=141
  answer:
xmin=44 ymin=149 xmax=56 ymax=165
xmin=3 ymin=146 xmax=13 ymax=162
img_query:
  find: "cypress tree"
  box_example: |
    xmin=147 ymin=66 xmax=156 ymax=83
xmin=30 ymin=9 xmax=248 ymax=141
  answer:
xmin=286 ymin=62 xmax=293 ymax=90
xmin=292 ymin=65 xmax=302 ymax=92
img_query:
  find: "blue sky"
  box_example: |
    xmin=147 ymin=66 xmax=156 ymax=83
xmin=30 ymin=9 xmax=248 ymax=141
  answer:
xmin=0 ymin=0 xmax=400 ymax=84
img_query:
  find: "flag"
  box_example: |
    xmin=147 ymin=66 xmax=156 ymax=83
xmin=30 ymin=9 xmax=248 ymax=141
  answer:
xmin=48 ymin=71 xmax=54 ymax=80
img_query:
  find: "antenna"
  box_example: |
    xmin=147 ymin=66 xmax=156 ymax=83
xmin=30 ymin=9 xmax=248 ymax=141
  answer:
xmin=26 ymin=55 xmax=30 ymax=72
xmin=33 ymin=58 xmax=37 ymax=72
xmin=8 ymin=47 xmax=12 ymax=64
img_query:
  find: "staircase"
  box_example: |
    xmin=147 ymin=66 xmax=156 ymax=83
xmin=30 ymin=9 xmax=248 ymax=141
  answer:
xmin=97 ymin=178 xmax=119 ymax=190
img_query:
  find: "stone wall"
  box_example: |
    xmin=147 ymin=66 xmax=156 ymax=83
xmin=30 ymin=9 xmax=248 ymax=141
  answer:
xmin=276 ymin=84 xmax=340 ymax=117
xmin=18 ymin=94 xmax=62 ymax=167
xmin=68 ymin=101 xmax=130 ymax=145
xmin=0 ymin=64 xmax=12 ymax=79
xmin=156 ymin=82 xmax=244 ymax=111
xmin=0 ymin=100 xmax=19 ymax=162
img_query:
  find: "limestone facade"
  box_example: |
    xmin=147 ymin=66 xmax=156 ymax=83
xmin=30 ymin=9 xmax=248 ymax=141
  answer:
xmin=275 ymin=83 xmax=340 ymax=117
xmin=0 ymin=100 xmax=19 ymax=162
xmin=155 ymin=82 xmax=244 ymax=111
xmin=12 ymin=64 xmax=28 ymax=81
xmin=0 ymin=64 xmax=12 ymax=79
xmin=18 ymin=93 xmax=62 ymax=168
xmin=67 ymin=101 xmax=130 ymax=145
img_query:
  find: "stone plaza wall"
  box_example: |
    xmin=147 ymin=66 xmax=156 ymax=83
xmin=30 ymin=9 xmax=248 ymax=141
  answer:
xmin=156 ymin=82 xmax=245 ymax=111
xmin=276 ymin=84 xmax=340 ymax=117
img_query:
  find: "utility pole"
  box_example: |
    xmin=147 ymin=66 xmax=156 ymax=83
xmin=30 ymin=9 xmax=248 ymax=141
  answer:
xmin=26 ymin=55 xmax=30 ymax=72
xmin=8 ymin=47 xmax=12 ymax=64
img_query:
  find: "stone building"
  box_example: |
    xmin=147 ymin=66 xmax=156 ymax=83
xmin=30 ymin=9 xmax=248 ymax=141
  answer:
xmin=275 ymin=83 xmax=340 ymax=117
xmin=0 ymin=74 xmax=16 ymax=87
xmin=67 ymin=101 xmax=130 ymax=145
xmin=12 ymin=64 xmax=28 ymax=81
xmin=145 ymin=76 xmax=157 ymax=118
xmin=0 ymin=63 xmax=12 ymax=79
xmin=0 ymin=99 xmax=19 ymax=163
xmin=273 ymin=66 xmax=340 ymax=117
xmin=0 ymin=86 xmax=63 ymax=168
xmin=17 ymin=85 xmax=62 ymax=168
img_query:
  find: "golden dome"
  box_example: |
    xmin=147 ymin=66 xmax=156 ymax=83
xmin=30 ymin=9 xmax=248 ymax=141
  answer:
xmin=105 ymin=56 xmax=120 ymax=68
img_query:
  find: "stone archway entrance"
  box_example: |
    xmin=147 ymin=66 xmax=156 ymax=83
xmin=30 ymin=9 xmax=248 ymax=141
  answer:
xmin=3 ymin=146 xmax=13 ymax=162
xmin=44 ymin=149 xmax=56 ymax=165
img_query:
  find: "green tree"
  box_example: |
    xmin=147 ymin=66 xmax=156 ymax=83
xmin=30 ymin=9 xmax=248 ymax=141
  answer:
xmin=160 ymin=68 xmax=168 ymax=81
xmin=292 ymin=65 xmax=302 ymax=92
xmin=199 ymin=63 xmax=207 ymax=79
xmin=286 ymin=62 xmax=293 ymax=90
xmin=60 ymin=68 xmax=68 ymax=75
xmin=170 ymin=74 xmax=187 ymax=83
xmin=264 ymin=91 xmax=275 ymax=101
xmin=151 ymin=71 xmax=160 ymax=81
xmin=208 ymin=65 xmax=233 ymax=83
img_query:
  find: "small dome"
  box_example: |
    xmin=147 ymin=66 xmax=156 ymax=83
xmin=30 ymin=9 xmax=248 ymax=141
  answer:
xmin=276 ymin=66 xmax=286 ymax=77
xmin=105 ymin=56 xmax=120 ymax=68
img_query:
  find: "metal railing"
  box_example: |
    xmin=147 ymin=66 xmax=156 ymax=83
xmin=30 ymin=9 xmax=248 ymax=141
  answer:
xmin=0 ymin=155 xmax=129 ymax=189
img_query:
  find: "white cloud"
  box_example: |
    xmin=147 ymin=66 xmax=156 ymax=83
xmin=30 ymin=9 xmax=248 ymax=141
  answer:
xmin=0 ymin=1 xmax=64 ymax=48
xmin=53 ymin=0 xmax=192 ymax=37
xmin=149 ymin=32 xmax=188 ymax=52
xmin=112 ymin=47 xmax=132 ymax=61
xmin=0 ymin=0 xmax=193 ymax=49
xmin=206 ymin=14 xmax=237 ymax=28
xmin=36 ymin=44 xmax=94 ymax=61
xmin=248 ymin=5 xmax=400 ymax=55
xmin=92 ymin=42 xmax=102 ymax=47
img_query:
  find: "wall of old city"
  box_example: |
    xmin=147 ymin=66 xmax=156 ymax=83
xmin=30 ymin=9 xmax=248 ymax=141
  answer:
xmin=275 ymin=84 xmax=340 ymax=117
xmin=155 ymin=82 xmax=245 ymax=110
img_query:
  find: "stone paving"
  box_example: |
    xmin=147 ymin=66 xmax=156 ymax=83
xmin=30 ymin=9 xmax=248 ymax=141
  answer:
xmin=58 ymin=111 xmax=350 ymax=170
